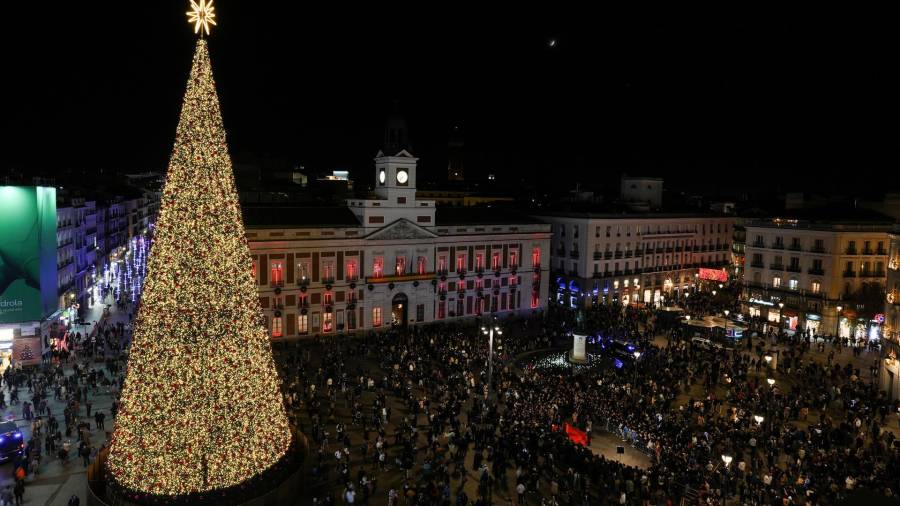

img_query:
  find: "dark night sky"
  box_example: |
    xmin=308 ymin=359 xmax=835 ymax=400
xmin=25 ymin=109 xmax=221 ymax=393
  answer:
xmin=1 ymin=4 xmax=894 ymax=194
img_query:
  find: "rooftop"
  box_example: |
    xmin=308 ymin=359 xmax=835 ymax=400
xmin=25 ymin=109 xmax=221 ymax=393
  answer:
xmin=435 ymin=207 xmax=546 ymax=226
xmin=242 ymin=206 xmax=360 ymax=229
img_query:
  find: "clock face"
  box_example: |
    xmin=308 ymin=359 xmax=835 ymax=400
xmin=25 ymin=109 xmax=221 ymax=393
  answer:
xmin=396 ymin=170 xmax=408 ymax=184
xmin=378 ymin=169 xmax=386 ymax=184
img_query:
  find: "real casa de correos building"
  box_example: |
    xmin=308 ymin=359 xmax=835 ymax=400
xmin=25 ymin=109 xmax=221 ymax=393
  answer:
xmin=244 ymin=143 xmax=552 ymax=338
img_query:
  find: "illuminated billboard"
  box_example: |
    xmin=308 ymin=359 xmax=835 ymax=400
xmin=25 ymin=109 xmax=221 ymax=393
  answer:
xmin=698 ymin=268 xmax=728 ymax=282
xmin=0 ymin=186 xmax=58 ymax=323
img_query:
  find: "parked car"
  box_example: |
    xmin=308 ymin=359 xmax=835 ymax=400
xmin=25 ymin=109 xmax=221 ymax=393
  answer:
xmin=0 ymin=421 xmax=25 ymax=462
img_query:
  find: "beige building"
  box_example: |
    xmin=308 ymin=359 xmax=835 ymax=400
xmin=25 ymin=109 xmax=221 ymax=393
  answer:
xmin=532 ymin=213 xmax=733 ymax=307
xmin=742 ymin=213 xmax=893 ymax=338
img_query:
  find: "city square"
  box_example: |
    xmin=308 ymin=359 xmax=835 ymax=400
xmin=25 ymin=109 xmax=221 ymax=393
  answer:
xmin=1 ymin=3 xmax=897 ymax=506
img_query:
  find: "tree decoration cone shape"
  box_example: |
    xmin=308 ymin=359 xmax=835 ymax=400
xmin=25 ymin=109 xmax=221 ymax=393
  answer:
xmin=107 ymin=39 xmax=292 ymax=496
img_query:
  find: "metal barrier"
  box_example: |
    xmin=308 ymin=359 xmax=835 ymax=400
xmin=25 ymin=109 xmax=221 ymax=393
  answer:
xmin=598 ymin=418 xmax=656 ymax=458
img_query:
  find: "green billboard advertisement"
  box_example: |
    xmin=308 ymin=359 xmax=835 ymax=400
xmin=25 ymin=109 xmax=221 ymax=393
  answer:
xmin=0 ymin=186 xmax=58 ymax=323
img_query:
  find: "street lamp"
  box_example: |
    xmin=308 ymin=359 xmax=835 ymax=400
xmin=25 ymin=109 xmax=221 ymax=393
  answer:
xmin=633 ymin=351 xmax=642 ymax=386
xmin=721 ymin=454 xmax=733 ymax=498
xmin=767 ymin=378 xmax=776 ymax=387
xmin=753 ymin=415 xmax=764 ymax=424
xmin=482 ymin=324 xmax=502 ymax=402
xmin=718 ymin=283 xmax=724 ymax=290
xmin=835 ymin=305 xmax=843 ymax=338
xmin=712 ymin=290 xmax=717 ymax=296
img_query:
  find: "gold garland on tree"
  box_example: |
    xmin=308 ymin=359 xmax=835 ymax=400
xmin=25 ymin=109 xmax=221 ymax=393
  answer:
xmin=106 ymin=37 xmax=292 ymax=496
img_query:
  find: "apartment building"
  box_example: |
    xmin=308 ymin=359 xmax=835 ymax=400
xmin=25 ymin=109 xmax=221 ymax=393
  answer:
xmin=742 ymin=212 xmax=893 ymax=338
xmin=533 ymin=213 xmax=733 ymax=307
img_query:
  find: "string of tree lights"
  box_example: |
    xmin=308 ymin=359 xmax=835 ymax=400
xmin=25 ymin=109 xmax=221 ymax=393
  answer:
xmin=105 ymin=32 xmax=293 ymax=498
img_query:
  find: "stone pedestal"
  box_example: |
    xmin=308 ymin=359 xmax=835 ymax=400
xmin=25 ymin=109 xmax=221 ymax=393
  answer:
xmin=569 ymin=333 xmax=588 ymax=364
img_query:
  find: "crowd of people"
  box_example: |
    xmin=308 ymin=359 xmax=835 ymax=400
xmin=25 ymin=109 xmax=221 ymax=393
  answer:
xmin=1 ymin=291 xmax=131 ymax=506
xmin=276 ymin=297 xmax=900 ymax=505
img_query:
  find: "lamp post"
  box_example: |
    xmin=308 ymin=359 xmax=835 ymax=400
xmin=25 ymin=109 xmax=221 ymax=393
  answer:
xmin=835 ymin=305 xmax=843 ymax=338
xmin=721 ymin=455 xmax=733 ymax=498
xmin=724 ymin=309 xmax=730 ymax=340
xmin=633 ymin=351 xmax=642 ymax=385
xmin=482 ymin=324 xmax=502 ymax=402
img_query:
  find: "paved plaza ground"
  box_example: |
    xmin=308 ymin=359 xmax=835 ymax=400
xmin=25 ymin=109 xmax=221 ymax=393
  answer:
xmin=0 ymin=295 xmax=130 ymax=506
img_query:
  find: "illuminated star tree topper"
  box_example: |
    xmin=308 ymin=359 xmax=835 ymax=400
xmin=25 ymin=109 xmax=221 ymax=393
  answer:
xmin=187 ymin=0 xmax=217 ymax=36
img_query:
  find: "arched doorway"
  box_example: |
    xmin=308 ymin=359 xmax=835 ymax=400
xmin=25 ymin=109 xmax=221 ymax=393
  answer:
xmin=391 ymin=293 xmax=408 ymax=327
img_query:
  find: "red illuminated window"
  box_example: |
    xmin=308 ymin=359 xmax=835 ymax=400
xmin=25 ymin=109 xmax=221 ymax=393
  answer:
xmin=372 ymin=307 xmax=383 ymax=327
xmin=456 ymin=255 xmax=466 ymax=273
xmin=438 ymin=301 xmax=446 ymax=319
xmin=298 ymin=293 xmax=308 ymax=307
xmin=491 ymin=252 xmax=501 ymax=271
xmin=417 ymin=256 xmax=427 ymax=275
xmin=373 ymin=257 xmax=384 ymax=278
xmin=346 ymin=260 xmax=357 ymax=281
xmin=509 ymin=250 xmax=519 ymax=269
xmin=298 ymin=261 xmax=311 ymax=283
xmin=272 ymin=316 xmax=283 ymax=337
xmin=322 ymin=260 xmax=335 ymax=282
xmin=438 ymin=255 xmax=447 ymax=273
xmin=298 ymin=314 xmax=308 ymax=334
xmin=531 ymin=291 xmax=540 ymax=309
xmin=475 ymin=253 xmax=485 ymax=271
xmin=324 ymin=292 xmax=333 ymax=305
xmin=475 ymin=279 xmax=483 ymax=290
xmin=251 ymin=261 xmax=257 ymax=281
xmin=510 ymin=275 xmax=518 ymax=286
xmin=395 ymin=256 xmax=406 ymax=276
xmin=270 ymin=261 xmax=284 ymax=286
xmin=475 ymin=297 xmax=484 ymax=315
xmin=322 ymin=312 xmax=333 ymax=333
xmin=532 ymin=247 xmax=541 ymax=268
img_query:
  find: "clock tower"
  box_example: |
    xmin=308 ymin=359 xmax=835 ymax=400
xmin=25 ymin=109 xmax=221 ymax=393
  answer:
xmin=348 ymin=108 xmax=435 ymax=231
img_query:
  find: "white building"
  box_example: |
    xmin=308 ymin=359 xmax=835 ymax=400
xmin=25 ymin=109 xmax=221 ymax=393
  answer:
xmin=245 ymin=142 xmax=552 ymax=339
xmin=532 ymin=212 xmax=733 ymax=307
xmin=742 ymin=213 xmax=892 ymax=338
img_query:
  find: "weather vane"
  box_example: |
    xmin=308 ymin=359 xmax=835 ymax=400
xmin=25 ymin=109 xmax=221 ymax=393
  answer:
xmin=187 ymin=0 xmax=217 ymax=36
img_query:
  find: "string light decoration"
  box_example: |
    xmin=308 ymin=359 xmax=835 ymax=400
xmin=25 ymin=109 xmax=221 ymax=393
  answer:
xmin=106 ymin=38 xmax=292 ymax=497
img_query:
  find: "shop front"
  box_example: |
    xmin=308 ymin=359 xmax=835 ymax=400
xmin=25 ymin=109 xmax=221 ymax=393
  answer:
xmin=805 ymin=313 xmax=822 ymax=334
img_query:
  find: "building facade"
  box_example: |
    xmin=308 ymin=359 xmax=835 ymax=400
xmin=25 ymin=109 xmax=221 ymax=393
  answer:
xmin=533 ymin=213 xmax=733 ymax=307
xmin=245 ymin=150 xmax=552 ymax=339
xmin=742 ymin=217 xmax=892 ymax=338
xmin=885 ymin=226 xmax=900 ymax=340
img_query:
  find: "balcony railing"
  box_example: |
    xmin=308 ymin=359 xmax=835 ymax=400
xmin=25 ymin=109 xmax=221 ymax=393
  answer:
xmin=769 ymin=264 xmax=784 ymax=271
xmin=604 ymin=252 xmax=613 ymax=259
xmin=807 ymin=268 xmax=825 ymax=275
xmin=786 ymin=265 xmax=802 ymax=273
xmin=877 ymin=249 xmax=888 ymax=255
xmin=788 ymin=244 xmax=802 ymax=251
xmin=859 ymin=271 xmax=885 ymax=278
xmin=862 ymin=249 xmax=874 ymax=255
xmin=843 ymin=271 xmax=856 ymax=278
xmin=614 ymin=251 xmax=623 ymax=259
xmin=771 ymin=243 xmax=784 ymax=250
xmin=752 ymin=241 xmax=765 ymax=248
xmin=846 ymin=248 xmax=857 ymax=255
xmin=569 ymin=251 xmax=580 ymax=259
xmin=810 ymin=246 xmax=826 ymax=253
xmin=750 ymin=262 xmax=764 ymax=268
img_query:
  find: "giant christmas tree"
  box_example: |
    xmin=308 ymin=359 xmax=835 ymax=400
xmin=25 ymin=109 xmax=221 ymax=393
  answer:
xmin=106 ymin=35 xmax=292 ymax=497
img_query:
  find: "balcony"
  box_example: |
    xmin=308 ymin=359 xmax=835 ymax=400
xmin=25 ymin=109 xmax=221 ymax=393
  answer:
xmin=859 ymin=271 xmax=885 ymax=278
xmin=752 ymin=241 xmax=765 ymax=248
xmin=810 ymin=246 xmax=826 ymax=254
xmin=862 ymin=249 xmax=874 ymax=255
xmin=568 ymin=270 xmax=579 ymax=277
xmin=771 ymin=243 xmax=784 ymax=250
xmin=623 ymin=269 xmax=633 ymax=275
xmin=788 ymin=244 xmax=802 ymax=251
xmin=644 ymin=248 xmax=655 ymax=255
xmin=593 ymin=252 xmax=602 ymax=260
xmin=769 ymin=264 xmax=784 ymax=271
xmin=624 ymin=251 xmax=633 ymax=258
xmin=845 ymin=248 xmax=857 ymax=255
xmin=843 ymin=271 xmax=856 ymax=278
xmin=592 ymin=272 xmax=604 ymax=279
xmin=569 ymin=250 xmax=580 ymax=259
xmin=786 ymin=265 xmax=802 ymax=273
xmin=613 ymin=270 xmax=623 ymax=277
xmin=270 ymin=280 xmax=285 ymax=288
xmin=877 ymin=249 xmax=888 ymax=255
xmin=614 ymin=251 xmax=623 ymax=259
xmin=321 ymin=277 xmax=336 ymax=285
xmin=604 ymin=252 xmax=613 ymax=259
xmin=807 ymin=268 xmax=825 ymax=275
